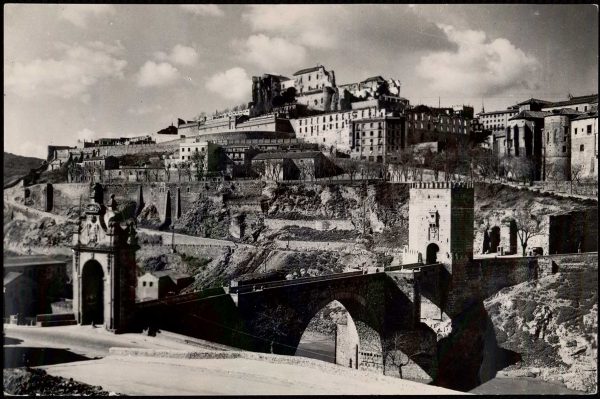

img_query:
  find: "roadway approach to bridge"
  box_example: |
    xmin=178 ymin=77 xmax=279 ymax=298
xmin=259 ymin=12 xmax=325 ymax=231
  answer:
xmin=4 ymin=323 xmax=465 ymax=395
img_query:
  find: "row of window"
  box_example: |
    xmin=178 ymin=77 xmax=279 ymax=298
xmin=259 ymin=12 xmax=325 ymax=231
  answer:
xmin=573 ymin=125 xmax=594 ymax=135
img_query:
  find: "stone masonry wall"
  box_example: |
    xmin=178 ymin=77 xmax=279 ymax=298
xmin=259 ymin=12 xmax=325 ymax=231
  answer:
xmin=264 ymin=218 xmax=355 ymax=232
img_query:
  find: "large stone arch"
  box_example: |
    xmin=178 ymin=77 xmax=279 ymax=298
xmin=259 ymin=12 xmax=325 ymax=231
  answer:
xmin=237 ymin=274 xmax=437 ymax=381
xmin=80 ymin=259 xmax=105 ymax=325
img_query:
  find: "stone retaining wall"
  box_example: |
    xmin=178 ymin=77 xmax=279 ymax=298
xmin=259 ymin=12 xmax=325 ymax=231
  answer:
xmin=265 ymin=218 xmax=355 ymax=232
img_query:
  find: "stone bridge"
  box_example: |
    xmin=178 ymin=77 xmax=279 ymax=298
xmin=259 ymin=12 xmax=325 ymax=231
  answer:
xmin=135 ymin=269 xmax=440 ymax=381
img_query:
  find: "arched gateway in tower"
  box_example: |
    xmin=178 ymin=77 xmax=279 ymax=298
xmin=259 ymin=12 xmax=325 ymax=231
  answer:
xmin=72 ymin=185 xmax=139 ymax=333
xmin=407 ymin=181 xmax=474 ymax=273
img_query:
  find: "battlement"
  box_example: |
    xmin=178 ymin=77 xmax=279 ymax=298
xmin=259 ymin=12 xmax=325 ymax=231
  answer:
xmin=409 ymin=181 xmax=473 ymax=189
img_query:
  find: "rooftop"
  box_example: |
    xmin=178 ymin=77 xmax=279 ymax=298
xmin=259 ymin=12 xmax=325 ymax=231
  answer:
xmin=545 ymin=94 xmax=598 ymax=108
xmin=573 ymin=110 xmax=598 ymax=120
xmin=293 ymin=66 xmax=323 ymax=76
xmin=4 ymin=254 xmax=70 ymax=268
xmin=547 ymin=108 xmax=583 ymax=117
xmin=252 ymin=151 xmax=323 ymax=161
xmin=517 ymin=98 xmax=553 ymax=106
xmin=362 ymin=76 xmax=385 ymax=83
xmin=509 ymin=110 xmax=552 ymax=120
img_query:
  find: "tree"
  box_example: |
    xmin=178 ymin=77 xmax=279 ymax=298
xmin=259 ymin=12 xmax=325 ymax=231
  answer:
xmin=190 ymin=151 xmax=206 ymax=182
xmin=511 ymin=209 xmax=546 ymax=256
xmin=570 ymin=164 xmax=584 ymax=194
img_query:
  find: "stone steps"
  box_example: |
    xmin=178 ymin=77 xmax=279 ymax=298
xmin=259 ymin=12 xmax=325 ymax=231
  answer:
xmin=36 ymin=313 xmax=76 ymax=327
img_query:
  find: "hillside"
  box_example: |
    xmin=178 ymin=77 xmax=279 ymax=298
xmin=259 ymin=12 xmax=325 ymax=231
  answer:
xmin=4 ymin=152 xmax=45 ymax=185
xmin=484 ymin=256 xmax=598 ymax=393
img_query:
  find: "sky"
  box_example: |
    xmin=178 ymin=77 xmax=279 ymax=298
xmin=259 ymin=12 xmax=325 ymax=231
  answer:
xmin=4 ymin=4 xmax=598 ymax=158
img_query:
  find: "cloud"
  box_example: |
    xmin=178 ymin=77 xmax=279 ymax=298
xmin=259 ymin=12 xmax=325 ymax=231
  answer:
xmin=136 ymin=61 xmax=179 ymax=87
xmin=59 ymin=5 xmax=115 ymax=28
xmin=154 ymin=44 xmax=199 ymax=66
xmin=205 ymin=67 xmax=251 ymax=102
xmin=5 ymin=41 xmax=127 ymax=100
xmin=242 ymin=5 xmax=343 ymax=49
xmin=234 ymin=34 xmax=306 ymax=72
xmin=241 ymin=4 xmax=449 ymax=53
xmin=180 ymin=5 xmax=224 ymax=17
xmin=127 ymin=104 xmax=163 ymax=115
xmin=417 ymin=24 xmax=541 ymax=96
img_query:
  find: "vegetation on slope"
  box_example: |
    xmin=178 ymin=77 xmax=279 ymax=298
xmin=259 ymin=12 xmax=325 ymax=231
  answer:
xmin=3 ymin=152 xmax=45 ymax=185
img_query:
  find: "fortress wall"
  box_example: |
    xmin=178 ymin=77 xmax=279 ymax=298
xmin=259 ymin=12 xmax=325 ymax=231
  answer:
xmin=51 ymin=183 xmax=90 ymax=214
xmin=24 ymin=184 xmax=47 ymax=211
xmin=273 ymin=239 xmax=365 ymax=253
xmin=264 ymin=218 xmax=355 ymax=232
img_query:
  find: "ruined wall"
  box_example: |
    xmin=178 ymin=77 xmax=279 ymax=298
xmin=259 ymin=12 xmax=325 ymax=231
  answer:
xmin=273 ymin=239 xmax=365 ymax=253
xmin=548 ymin=208 xmax=598 ymax=254
xmin=264 ymin=218 xmax=355 ymax=232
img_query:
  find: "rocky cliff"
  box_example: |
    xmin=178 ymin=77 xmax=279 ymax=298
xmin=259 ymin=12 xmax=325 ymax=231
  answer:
xmin=484 ymin=260 xmax=597 ymax=393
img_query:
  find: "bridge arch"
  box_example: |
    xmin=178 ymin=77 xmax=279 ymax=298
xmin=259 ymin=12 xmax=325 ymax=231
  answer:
xmin=295 ymin=297 xmax=384 ymax=372
xmin=80 ymin=260 xmax=105 ymax=325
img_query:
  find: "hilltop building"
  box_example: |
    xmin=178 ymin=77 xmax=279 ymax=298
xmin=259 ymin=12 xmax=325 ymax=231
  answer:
xmin=292 ymin=65 xmax=339 ymax=112
xmin=251 ymin=151 xmax=339 ymax=181
xmin=542 ymin=94 xmax=598 ymax=113
xmin=570 ymin=110 xmax=598 ymax=180
xmin=543 ymin=108 xmax=583 ymax=181
xmin=350 ymin=115 xmax=406 ymax=163
xmin=338 ymin=76 xmax=402 ymax=101
xmin=486 ymin=94 xmax=598 ymax=182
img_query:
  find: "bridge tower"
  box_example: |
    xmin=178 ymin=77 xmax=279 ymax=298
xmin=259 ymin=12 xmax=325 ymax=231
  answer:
xmin=407 ymin=181 xmax=474 ymax=273
xmin=72 ymin=186 xmax=139 ymax=333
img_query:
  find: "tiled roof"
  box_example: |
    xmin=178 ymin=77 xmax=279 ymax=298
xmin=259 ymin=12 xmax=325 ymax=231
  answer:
xmin=517 ymin=98 xmax=552 ymax=106
xmin=252 ymin=151 xmax=322 ymax=160
xmin=573 ymin=110 xmax=598 ymax=120
xmin=547 ymin=108 xmax=583 ymax=116
xmin=293 ymin=66 xmax=322 ymax=76
xmin=545 ymin=94 xmax=598 ymax=108
xmin=509 ymin=110 xmax=551 ymax=120
xmin=362 ymin=76 xmax=385 ymax=83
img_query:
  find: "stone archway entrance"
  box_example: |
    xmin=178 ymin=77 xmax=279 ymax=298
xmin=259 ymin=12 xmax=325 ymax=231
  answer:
xmin=489 ymin=226 xmax=501 ymax=253
xmin=426 ymin=243 xmax=439 ymax=264
xmin=81 ymin=260 xmax=104 ymax=325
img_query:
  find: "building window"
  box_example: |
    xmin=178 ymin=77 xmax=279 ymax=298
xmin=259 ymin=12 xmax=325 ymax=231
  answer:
xmin=580 ymin=144 xmax=585 ymax=151
xmin=587 ymin=125 xmax=592 ymax=134
xmin=562 ymin=146 xmax=566 ymax=153
xmin=574 ymin=128 xmax=577 ymax=135
xmin=149 ymin=282 xmax=153 ymax=287
xmin=143 ymin=281 xmax=146 ymax=287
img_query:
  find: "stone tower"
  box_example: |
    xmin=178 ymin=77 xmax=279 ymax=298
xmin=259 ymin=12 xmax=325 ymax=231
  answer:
xmin=407 ymin=181 xmax=474 ymax=274
xmin=543 ymin=110 xmax=581 ymax=181
xmin=72 ymin=194 xmax=139 ymax=333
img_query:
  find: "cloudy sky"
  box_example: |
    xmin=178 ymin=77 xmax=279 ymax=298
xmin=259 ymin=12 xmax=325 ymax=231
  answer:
xmin=4 ymin=4 xmax=598 ymax=158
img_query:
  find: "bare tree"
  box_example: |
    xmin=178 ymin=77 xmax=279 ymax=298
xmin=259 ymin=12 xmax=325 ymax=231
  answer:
xmin=570 ymin=163 xmax=584 ymax=194
xmin=511 ymin=209 xmax=547 ymax=256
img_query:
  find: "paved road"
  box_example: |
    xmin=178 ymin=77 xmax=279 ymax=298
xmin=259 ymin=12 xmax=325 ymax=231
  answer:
xmin=40 ymin=355 xmax=466 ymax=395
xmin=3 ymin=324 xmax=210 ymax=359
